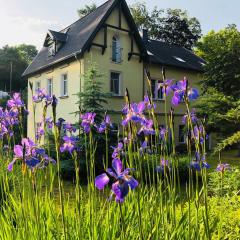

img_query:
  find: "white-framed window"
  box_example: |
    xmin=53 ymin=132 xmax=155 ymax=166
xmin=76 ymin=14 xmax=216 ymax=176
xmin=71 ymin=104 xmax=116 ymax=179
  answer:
xmin=61 ymin=73 xmax=68 ymax=97
xmin=110 ymin=72 xmax=122 ymax=96
xmin=112 ymin=36 xmax=121 ymax=63
xmin=47 ymin=78 xmax=53 ymax=96
xmin=35 ymin=81 xmax=41 ymax=93
xmin=179 ymin=125 xmax=186 ymax=143
xmin=151 ymin=79 xmax=164 ymax=100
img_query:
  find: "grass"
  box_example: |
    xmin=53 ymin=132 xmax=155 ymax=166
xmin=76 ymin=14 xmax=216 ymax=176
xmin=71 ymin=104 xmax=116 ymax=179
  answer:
xmin=1 ymin=83 xmax=240 ymax=239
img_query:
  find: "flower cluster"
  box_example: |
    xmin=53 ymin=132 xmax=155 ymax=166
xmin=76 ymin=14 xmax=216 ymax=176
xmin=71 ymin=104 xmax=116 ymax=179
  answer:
xmin=0 ymin=93 xmax=27 ymax=139
xmin=190 ymin=152 xmax=210 ymax=171
xmin=32 ymin=89 xmax=52 ymax=104
xmin=122 ymin=101 xmax=155 ymax=136
xmin=8 ymin=138 xmax=55 ymax=171
xmin=80 ymin=113 xmax=96 ymax=133
xmin=60 ymin=136 xmax=79 ymax=154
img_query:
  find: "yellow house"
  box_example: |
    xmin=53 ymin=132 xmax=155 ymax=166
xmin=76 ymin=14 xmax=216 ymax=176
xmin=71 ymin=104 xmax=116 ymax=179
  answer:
xmin=23 ymin=0 xmax=205 ymax=146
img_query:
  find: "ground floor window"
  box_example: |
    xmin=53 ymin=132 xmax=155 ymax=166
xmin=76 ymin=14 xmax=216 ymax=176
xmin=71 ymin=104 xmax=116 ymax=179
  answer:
xmin=61 ymin=73 xmax=68 ymax=97
xmin=110 ymin=72 xmax=121 ymax=96
xmin=47 ymin=78 xmax=53 ymax=96
xmin=179 ymin=125 xmax=185 ymax=143
xmin=151 ymin=79 xmax=164 ymax=100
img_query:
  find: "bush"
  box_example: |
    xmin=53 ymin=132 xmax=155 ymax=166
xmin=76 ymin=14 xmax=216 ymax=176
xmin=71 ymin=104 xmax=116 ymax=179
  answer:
xmin=208 ymin=167 xmax=240 ymax=196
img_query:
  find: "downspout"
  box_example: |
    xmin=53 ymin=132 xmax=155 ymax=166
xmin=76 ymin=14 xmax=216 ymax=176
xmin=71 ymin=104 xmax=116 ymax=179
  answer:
xmin=74 ymin=52 xmax=82 ymax=109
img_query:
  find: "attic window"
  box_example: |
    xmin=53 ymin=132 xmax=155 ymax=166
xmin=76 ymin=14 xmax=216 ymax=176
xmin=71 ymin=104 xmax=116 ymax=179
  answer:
xmin=173 ymin=56 xmax=186 ymax=63
xmin=48 ymin=42 xmax=55 ymax=57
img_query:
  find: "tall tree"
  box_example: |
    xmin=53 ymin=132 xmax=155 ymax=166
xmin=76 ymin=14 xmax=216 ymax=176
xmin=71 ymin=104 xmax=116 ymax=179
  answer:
xmin=77 ymin=4 xmax=97 ymax=18
xmin=196 ymin=24 xmax=240 ymax=98
xmin=130 ymin=2 xmax=201 ymax=49
xmin=194 ymin=26 xmax=240 ymax=149
xmin=0 ymin=45 xmax=38 ymax=92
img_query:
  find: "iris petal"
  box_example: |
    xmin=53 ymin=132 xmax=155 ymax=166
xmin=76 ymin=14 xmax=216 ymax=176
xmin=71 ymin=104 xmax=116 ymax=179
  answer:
xmin=172 ymin=94 xmax=180 ymax=106
xmin=25 ymin=157 xmax=40 ymax=168
xmin=112 ymin=181 xmax=129 ymax=202
xmin=112 ymin=158 xmax=123 ymax=176
xmin=95 ymin=173 xmax=109 ymax=190
xmin=126 ymin=176 xmax=138 ymax=190
xmin=7 ymin=159 xmax=16 ymax=172
xmin=14 ymin=145 xmax=23 ymax=158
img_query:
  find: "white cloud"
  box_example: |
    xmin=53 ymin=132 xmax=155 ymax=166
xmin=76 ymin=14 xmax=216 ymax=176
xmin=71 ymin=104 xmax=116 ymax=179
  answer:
xmin=0 ymin=14 xmax=64 ymax=49
xmin=10 ymin=16 xmax=62 ymax=31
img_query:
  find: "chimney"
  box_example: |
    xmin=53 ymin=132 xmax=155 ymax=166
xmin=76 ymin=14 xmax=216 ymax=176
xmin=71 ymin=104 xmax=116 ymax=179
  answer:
xmin=142 ymin=29 xmax=149 ymax=44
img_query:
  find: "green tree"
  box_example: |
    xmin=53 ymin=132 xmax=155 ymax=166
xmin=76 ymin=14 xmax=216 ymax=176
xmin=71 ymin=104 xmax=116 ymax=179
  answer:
xmin=75 ymin=64 xmax=110 ymax=123
xmin=194 ymin=89 xmax=239 ymax=136
xmin=130 ymin=2 xmax=201 ymax=49
xmin=0 ymin=44 xmax=38 ymax=92
xmin=196 ymin=25 xmax=240 ymax=98
xmin=77 ymin=4 xmax=97 ymax=18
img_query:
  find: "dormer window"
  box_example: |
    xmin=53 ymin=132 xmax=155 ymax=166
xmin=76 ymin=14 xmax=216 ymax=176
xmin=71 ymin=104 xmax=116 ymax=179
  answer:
xmin=112 ymin=36 xmax=121 ymax=63
xmin=48 ymin=42 xmax=56 ymax=57
xmin=44 ymin=30 xmax=68 ymax=57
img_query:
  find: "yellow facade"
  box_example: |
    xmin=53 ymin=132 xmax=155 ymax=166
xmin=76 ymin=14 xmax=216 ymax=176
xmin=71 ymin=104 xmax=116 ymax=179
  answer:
xmin=27 ymin=5 xmax=202 ymax=146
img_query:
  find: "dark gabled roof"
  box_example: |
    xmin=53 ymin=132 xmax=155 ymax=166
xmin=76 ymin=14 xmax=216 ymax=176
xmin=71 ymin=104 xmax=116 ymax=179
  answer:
xmin=23 ymin=0 xmax=117 ymax=77
xmin=23 ymin=0 xmax=147 ymax=77
xmin=146 ymin=39 xmax=205 ymax=72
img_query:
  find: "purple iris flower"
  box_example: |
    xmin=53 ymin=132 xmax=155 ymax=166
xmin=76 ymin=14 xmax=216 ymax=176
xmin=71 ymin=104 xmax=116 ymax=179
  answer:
xmin=36 ymin=122 xmax=44 ymax=141
xmin=7 ymin=93 xmax=24 ymax=109
xmin=33 ymin=89 xmax=47 ymax=102
xmin=216 ymin=163 xmax=230 ymax=173
xmin=156 ymin=159 xmax=169 ymax=172
xmin=143 ymin=95 xmax=156 ymax=110
xmin=139 ymin=140 xmax=149 ymax=155
xmin=45 ymin=117 xmax=53 ymax=129
xmin=7 ymin=138 xmax=38 ymax=171
xmin=190 ymin=161 xmax=201 ymax=171
xmin=97 ymin=115 xmax=112 ymax=133
xmin=112 ymin=142 xmax=124 ymax=159
xmin=138 ymin=119 xmax=155 ymax=135
xmin=122 ymin=102 xmax=146 ymax=126
xmin=7 ymin=138 xmax=55 ymax=171
xmin=80 ymin=113 xmax=96 ymax=133
xmin=159 ymin=127 xmax=167 ymax=140
xmin=60 ymin=136 xmax=78 ymax=153
xmin=95 ymin=158 xmax=138 ymax=203
xmin=188 ymin=88 xmax=199 ymax=101
xmin=182 ymin=109 xmax=198 ymax=124
xmin=158 ymin=79 xmax=173 ymax=96
xmin=63 ymin=122 xmax=77 ymax=134
xmin=33 ymin=89 xmax=53 ymax=105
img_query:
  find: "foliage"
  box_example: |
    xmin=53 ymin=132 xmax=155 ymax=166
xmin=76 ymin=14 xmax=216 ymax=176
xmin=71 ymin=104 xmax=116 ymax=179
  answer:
xmin=208 ymin=167 xmax=240 ymax=196
xmin=0 ymin=76 xmax=238 ymax=239
xmin=0 ymin=44 xmax=37 ymax=92
xmin=77 ymin=3 xmax=97 ymax=18
xmin=130 ymin=2 xmax=201 ymax=49
xmin=196 ymin=24 xmax=240 ymax=98
xmin=194 ymin=88 xmax=239 ymax=135
xmin=75 ymin=64 xmax=110 ymax=123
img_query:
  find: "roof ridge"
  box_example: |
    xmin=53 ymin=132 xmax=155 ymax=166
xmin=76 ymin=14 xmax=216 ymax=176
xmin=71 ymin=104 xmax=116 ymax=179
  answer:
xmin=60 ymin=0 xmax=116 ymax=33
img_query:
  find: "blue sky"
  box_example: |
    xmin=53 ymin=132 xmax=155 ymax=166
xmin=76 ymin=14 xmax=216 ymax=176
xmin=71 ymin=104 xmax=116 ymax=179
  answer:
xmin=0 ymin=0 xmax=239 ymax=49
